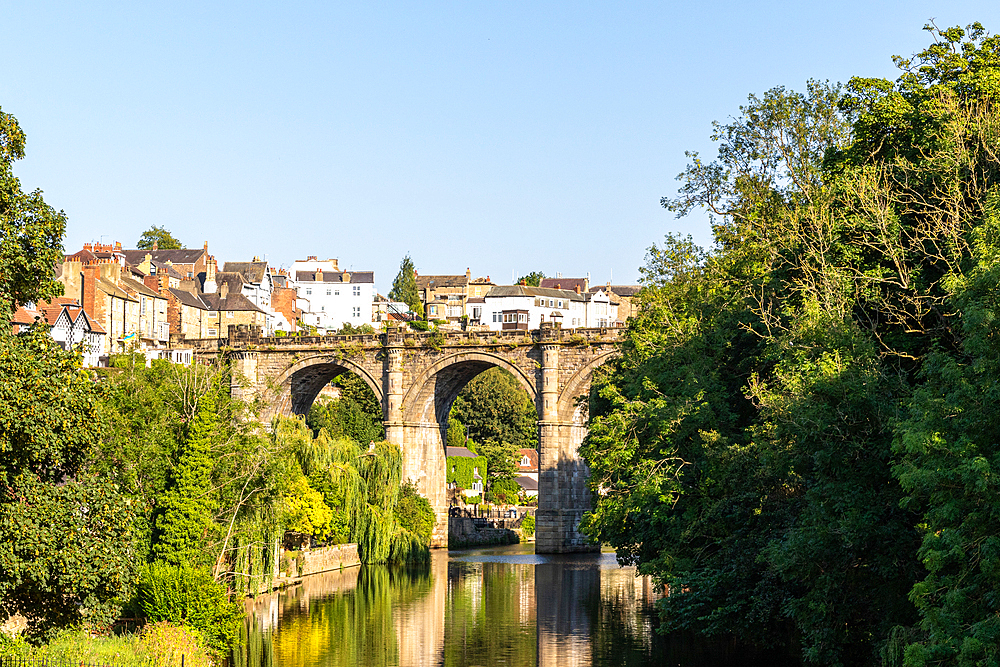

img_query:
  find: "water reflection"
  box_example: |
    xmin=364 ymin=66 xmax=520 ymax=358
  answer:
xmin=233 ymin=545 xmax=791 ymax=667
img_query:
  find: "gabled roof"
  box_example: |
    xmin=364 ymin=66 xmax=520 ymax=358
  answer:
xmin=215 ymin=272 xmax=246 ymax=293
xmin=121 ymin=249 xmax=206 ymax=265
xmin=95 ymin=278 xmax=136 ymax=301
xmin=517 ymin=448 xmax=539 ymax=471
xmin=121 ymin=276 xmax=162 ymax=299
xmin=201 ymin=292 xmax=266 ymax=313
xmin=294 ymin=270 xmax=374 ymax=284
xmin=416 ymin=275 xmax=468 ymax=289
xmin=169 ymin=288 xmax=210 ymax=310
xmin=151 ymin=260 xmax=183 ymax=279
xmin=485 ymin=285 xmax=585 ymax=301
xmin=223 ymin=261 xmax=269 ymax=284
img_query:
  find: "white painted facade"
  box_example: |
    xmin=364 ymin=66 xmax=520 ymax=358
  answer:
xmin=479 ymin=285 xmax=618 ymax=331
xmin=292 ymin=263 xmax=376 ymax=333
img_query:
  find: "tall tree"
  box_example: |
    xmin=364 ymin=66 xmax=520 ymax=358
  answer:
xmin=0 ymin=106 xmax=66 ymax=320
xmin=137 ymin=225 xmax=182 ymax=250
xmin=388 ymin=254 xmax=423 ymax=318
xmin=0 ymin=107 xmax=134 ymax=635
xmin=154 ymin=392 xmax=219 ymax=566
xmin=517 ymin=271 xmax=545 ymax=287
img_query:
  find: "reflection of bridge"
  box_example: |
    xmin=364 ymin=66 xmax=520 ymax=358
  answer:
xmin=201 ymin=323 xmax=621 ymax=552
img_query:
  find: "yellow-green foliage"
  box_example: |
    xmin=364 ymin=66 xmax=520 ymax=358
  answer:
xmin=0 ymin=623 xmax=211 ymax=667
xmin=283 ymin=475 xmax=334 ymax=540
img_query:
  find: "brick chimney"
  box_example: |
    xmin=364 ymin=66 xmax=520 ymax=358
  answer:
xmin=219 ymin=281 xmax=229 ymax=300
xmin=575 ymin=284 xmax=580 ymax=294
xmin=152 ymin=241 xmax=158 ymax=251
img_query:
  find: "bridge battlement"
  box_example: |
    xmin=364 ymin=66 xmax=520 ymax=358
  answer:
xmin=203 ymin=323 xmax=622 ymax=553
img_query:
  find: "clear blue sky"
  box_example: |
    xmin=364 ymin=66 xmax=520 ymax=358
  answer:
xmin=4 ymin=2 xmax=998 ymax=294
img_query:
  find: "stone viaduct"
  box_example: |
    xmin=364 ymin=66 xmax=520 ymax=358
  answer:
xmin=199 ymin=323 xmax=621 ymax=552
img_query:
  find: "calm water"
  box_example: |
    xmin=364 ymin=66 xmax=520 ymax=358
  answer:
xmin=233 ymin=544 xmax=793 ymax=667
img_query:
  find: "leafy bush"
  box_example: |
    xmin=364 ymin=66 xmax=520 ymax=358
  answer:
xmin=486 ymin=478 xmax=521 ymax=505
xmin=521 ymin=514 xmax=535 ymax=538
xmin=409 ymin=320 xmax=431 ymax=332
xmin=136 ymin=562 xmax=243 ymax=656
xmin=394 ymin=482 xmax=436 ymax=545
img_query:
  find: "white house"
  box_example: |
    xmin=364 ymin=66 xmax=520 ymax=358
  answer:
xmin=291 ymin=257 xmax=375 ymax=332
xmin=12 ymin=298 xmax=106 ymax=367
xmin=479 ymin=285 xmax=586 ymax=331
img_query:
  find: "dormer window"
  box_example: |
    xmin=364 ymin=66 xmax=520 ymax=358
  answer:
xmin=521 ymin=456 xmax=530 ymax=466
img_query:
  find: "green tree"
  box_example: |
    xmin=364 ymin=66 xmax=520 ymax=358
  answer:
xmin=0 ymin=106 xmax=66 ymax=320
xmin=153 ymin=392 xmax=219 ymax=566
xmin=517 ymin=271 xmax=545 ymax=287
xmin=477 ymin=438 xmax=519 ymax=482
xmin=388 ymin=254 xmax=423 ymax=318
xmin=137 ymin=225 xmax=182 ymax=250
xmin=450 ymin=368 xmax=538 ymax=452
xmin=0 ymin=109 xmax=135 ymax=637
xmin=307 ymin=373 xmax=383 ymax=445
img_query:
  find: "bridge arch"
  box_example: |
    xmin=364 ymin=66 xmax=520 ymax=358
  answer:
xmin=265 ymin=353 xmax=384 ymax=421
xmin=400 ymin=351 xmax=538 ymax=426
xmin=556 ymin=350 xmax=619 ymax=425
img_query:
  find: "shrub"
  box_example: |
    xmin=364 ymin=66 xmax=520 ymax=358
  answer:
xmin=521 ymin=514 xmax=535 ymax=538
xmin=485 ymin=478 xmax=521 ymax=505
xmin=409 ymin=320 xmax=430 ymax=332
xmin=394 ymin=482 xmax=436 ymax=545
xmin=136 ymin=562 xmax=243 ymax=656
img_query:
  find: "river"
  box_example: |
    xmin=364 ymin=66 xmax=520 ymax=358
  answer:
xmin=233 ymin=544 xmax=796 ymax=667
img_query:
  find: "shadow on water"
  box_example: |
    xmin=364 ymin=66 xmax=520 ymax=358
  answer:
xmin=232 ymin=546 xmax=799 ymax=667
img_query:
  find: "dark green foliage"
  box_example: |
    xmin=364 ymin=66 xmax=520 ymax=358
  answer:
xmin=450 ymin=368 xmax=537 ymax=466
xmin=136 ymin=225 xmax=182 ymax=250
xmin=520 ymin=514 xmax=535 ymax=538
xmin=476 ymin=438 xmax=519 ymax=481
xmin=517 ymin=271 xmax=545 ymax=287
xmin=307 ymin=373 xmax=383 ymax=445
xmin=581 ymin=23 xmax=1000 ymax=662
xmin=0 ymin=106 xmax=67 ymax=321
xmin=394 ymin=482 xmax=436 ymax=546
xmin=388 ymin=254 xmax=423 ymax=318
xmin=485 ymin=478 xmax=520 ymax=505
xmin=446 ymin=416 xmax=466 ymax=449
xmin=0 ymin=294 xmax=134 ymax=637
xmin=0 ymin=472 xmax=136 ymax=637
xmin=446 ymin=453 xmax=488 ymax=490
xmin=153 ymin=393 xmax=218 ymax=567
xmin=136 ymin=562 xmax=243 ymax=655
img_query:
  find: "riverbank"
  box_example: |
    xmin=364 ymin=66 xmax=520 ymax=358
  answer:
xmin=274 ymin=543 xmax=361 ymax=589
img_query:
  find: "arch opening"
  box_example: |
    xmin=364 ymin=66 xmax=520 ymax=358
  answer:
xmin=268 ymin=355 xmax=384 ymax=423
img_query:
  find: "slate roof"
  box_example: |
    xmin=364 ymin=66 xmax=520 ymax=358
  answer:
xmin=223 ymin=261 xmax=269 ymax=283
xmin=121 ymin=276 xmax=161 ymax=299
xmin=416 ymin=275 xmax=468 ymax=289
xmin=515 ymin=475 xmax=538 ymax=492
xmin=121 ymin=249 xmax=206 ymax=265
xmin=12 ymin=299 xmax=105 ymax=334
xmin=445 ymin=446 xmax=479 ymax=458
xmin=485 ymin=285 xmax=586 ymax=301
xmin=540 ymin=277 xmax=588 ymax=292
xmin=294 ymin=270 xmax=374 ymax=284
xmin=591 ymin=285 xmax=642 ymax=297
xmin=169 ymin=288 xmax=210 ymax=309
xmin=201 ymin=293 xmax=266 ymax=313
xmin=151 ymin=260 xmax=182 ymax=279
xmin=215 ymin=272 xmax=247 ymax=293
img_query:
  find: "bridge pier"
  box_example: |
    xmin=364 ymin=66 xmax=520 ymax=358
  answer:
xmin=536 ymin=343 xmax=598 ymax=553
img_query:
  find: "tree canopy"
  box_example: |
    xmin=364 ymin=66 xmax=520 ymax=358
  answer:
xmin=388 ymin=254 xmax=423 ymax=318
xmin=137 ymin=225 xmax=183 ymax=250
xmin=517 ymin=271 xmax=545 ymax=287
xmin=582 ymin=23 xmax=1000 ymax=664
xmin=0 ymin=107 xmax=66 ymax=321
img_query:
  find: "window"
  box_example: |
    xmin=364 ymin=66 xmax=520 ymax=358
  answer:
xmin=226 ymin=311 xmax=234 ymax=318
xmin=326 ymin=288 xmax=331 ymax=296
xmin=353 ymin=306 xmax=360 ymax=317
xmin=187 ymin=271 xmax=193 ymax=278
xmin=321 ymin=305 xmax=325 ymax=311
xmin=353 ymin=285 xmax=361 ymax=296
xmin=207 ymin=328 xmax=217 ymax=336
xmin=557 ymin=300 xmax=563 ymax=308
xmin=429 ymin=305 xmax=437 ymax=316
xmin=493 ymin=312 xmax=498 ymax=322
xmin=548 ymin=299 xmax=554 ymax=307
xmin=334 ymin=290 xmax=340 ymax=296
xmin=306 ymin=288 xmax=312 ymax=296
xmin=519 ymin=313 xmax=526 ymax=323
xmin=521 ymin=456 xmax=530 ymax=466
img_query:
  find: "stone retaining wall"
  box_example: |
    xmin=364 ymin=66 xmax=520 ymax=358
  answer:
xmin=448 ymin=517 xmax=520 ymax=548
xmin=277 ymin=543 xmax=361 ymax=588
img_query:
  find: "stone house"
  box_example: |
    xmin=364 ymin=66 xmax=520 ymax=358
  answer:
xmin=121 ymin=243 xmax=212 ymax=284
xmin=269 ymin=270 xmax=301 ymax=334
xmin=200 ymin=283 xmax=268 ymax=336
xmin=590 ymin=284 xmax=641 ymax=322
xmin=417 ymin=270 xmax=495 ymax=324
